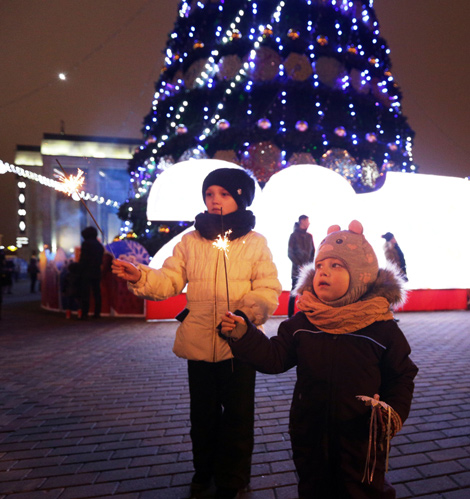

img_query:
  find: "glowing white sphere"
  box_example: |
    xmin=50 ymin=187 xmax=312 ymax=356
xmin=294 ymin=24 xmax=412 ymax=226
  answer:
xmin=148 ymin=163 xmax=470 ymax=291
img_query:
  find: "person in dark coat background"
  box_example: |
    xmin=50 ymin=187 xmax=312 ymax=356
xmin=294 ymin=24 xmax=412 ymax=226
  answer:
xmin=221 ymin=220 xmax=418 ymax=498
xmin=287 ymin=215 xmax=315 ymax=317
xmin=382 ymin=232 xmax=408 ymax=282
xmin=79 ymin=226 xmax=104 ymax=319
xmin=27 ymin=250 xmax=40 ymax=293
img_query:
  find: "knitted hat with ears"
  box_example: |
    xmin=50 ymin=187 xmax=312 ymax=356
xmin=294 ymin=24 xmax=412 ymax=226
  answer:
xmin=202 ymin=168 xmax=256 ymax=210
xmin=314 ymin=220 xmax=379 ymax=307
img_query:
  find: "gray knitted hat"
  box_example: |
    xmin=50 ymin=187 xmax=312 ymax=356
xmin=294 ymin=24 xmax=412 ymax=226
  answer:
xmin=315 ymin=220 xmax=378 ymax=307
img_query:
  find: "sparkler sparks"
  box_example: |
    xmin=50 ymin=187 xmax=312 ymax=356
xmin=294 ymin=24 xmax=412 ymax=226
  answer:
xmin=54 ymin=167 xmax=85 ymax=196
xmin=213 ymin=229 xmax=232 ymax=309
xmin=55 ymin=159 xmax=116 ymax=259
xmin=212 ymin=229 xmax=232 ymax=258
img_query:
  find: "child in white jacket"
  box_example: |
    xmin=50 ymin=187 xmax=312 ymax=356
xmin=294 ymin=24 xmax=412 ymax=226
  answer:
xmin=112 ymin=167 xmax=281 ymax=499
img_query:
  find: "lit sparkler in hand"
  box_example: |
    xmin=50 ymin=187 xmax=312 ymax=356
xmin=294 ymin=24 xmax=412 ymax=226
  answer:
xmin=55 ymin=168 xmax=85 ymax=197
xmin=55 ymin=159 xmax=116 ymax=259
xmin=213 ymin=229 xmax=232 ymax=308
xmin=212 ymin=230 xmax=232 ymax=259
xmin=212 ymin=208 xmax=232 ymax=309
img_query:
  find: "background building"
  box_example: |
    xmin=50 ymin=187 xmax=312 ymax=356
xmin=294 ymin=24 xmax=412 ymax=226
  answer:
xmin=4 ymin=133 xmax=140 ymax=260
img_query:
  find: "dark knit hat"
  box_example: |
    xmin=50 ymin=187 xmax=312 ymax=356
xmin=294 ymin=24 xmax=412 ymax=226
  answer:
xmin=202 ymin=168 xmax=256 ymax=210
xmin=382 ymin=232 xmax=394 ymax=242
xmin=315 ymin=220 xmax=379 ymax=307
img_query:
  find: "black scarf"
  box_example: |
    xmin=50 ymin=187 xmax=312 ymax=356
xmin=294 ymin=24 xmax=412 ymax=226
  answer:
xmin=194 ymin=210 xmax=256 ymax=241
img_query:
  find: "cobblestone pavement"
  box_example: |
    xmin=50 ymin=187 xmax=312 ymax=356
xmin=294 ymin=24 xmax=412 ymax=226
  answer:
xmin=1 ymin=281 xmax=470 ymax=498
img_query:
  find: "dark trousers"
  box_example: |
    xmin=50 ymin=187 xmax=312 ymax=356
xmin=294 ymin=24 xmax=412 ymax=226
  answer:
xmin=188 ymin=358 xmax=255 ymax=490
xmin=80 ymin=276 xmax=101 ymax=318
xmin=288 ymin=275 xmax=299 ymax=318
xmin=29 ymin=274 xmax=38 ymax=293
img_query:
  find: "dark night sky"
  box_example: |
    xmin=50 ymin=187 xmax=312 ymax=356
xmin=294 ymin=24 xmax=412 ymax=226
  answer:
xmin=1 ymin=0 xmax=469 ymax=175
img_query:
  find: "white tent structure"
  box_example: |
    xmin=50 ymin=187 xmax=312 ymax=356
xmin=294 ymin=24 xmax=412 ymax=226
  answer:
xmin=147 ymin=159 xmax=470 ymax=292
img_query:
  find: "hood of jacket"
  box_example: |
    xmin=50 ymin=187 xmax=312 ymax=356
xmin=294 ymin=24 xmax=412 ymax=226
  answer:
xmin=294 ymin=261 xmax=407 ymax=308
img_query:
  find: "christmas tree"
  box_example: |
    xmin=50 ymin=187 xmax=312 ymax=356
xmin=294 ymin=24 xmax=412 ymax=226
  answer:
xmin=121 ymin=0 xmax=416 ymax=248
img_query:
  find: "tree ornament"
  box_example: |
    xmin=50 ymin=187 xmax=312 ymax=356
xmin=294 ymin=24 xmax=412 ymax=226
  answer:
xmin=295 ymin=120 xmax=309 ymax=132
xmin=217 ymin=55 xmax=242 ymax=80
xmin=263 ymin=27 xmax=273 ymax=37
xmin=213 ymin=150 xmax=240 ymax=164
xmin=350 ymin=68 xmax=371 ymax=94
xmin=316 ymin=35 xmax=329 ymax=46
xmin=242 ymin=141 xmax=282 ymax=183
xmin=157 ymin=156 xmax=175 ymax=171
xmin=371 ymin=77 xmax=391 ymax=107
xmin=217 ymin=119 xmax=230 ymax=130
xmin=320 ymin=148 xmax=358 ymax=183
xmin=334 ymin=126 xmax=347 ymax=137
xmin=288 ymin=152 xmax=317 ymax=165
xmin=284 ymin=53 xmax=313 ymax=81
xmin=388 ymin=143 xmax=398 ymax=151
xmin=178 ymin=146 xmax=208 ymax=162
xmin=361 ymin=160 xmax=380 ymax=188
xmin=245 ymin=47 xmax=281 ymax=81
xmin=287 ymin=29 xmax=300 ymax=40
xmin=347 ymin=45 xmax=358 ymax=55
xmin=230 ymin=29 xmax=241 ymax=40
xmin=257 ymin=118 xmax=272 ymax=130
xmin=193 ymin=40 xmax=205 ymax=49
xmin=176 ymin=124 xmax=188 ymax=135
xmin=366 ymin=133 xmax=377 ymax=143
xmin=315 ymin=57 xmax=346 ymax=88
xmin=184 ymin=58 xmax=210 ymax=88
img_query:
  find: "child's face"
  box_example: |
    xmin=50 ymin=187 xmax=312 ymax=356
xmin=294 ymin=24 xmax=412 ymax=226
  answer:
xmin=204 ymin=185 xmax=238 ymax=215
xmin=313 ymin=258 xmax=350 ymax=302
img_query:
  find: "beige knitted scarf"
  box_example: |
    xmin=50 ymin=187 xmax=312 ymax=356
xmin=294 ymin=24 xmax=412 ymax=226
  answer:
xmin=296 ymin=291 xmax=394 ymax=334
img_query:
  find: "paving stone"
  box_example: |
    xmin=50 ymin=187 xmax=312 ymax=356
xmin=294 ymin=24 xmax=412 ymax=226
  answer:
xmin=1 ymin=290 xmax=469 ymax=498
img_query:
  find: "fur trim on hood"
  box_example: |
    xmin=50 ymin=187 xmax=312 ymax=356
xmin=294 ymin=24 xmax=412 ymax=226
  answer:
xmin=294 ymin=262 xmax=408 ymax=309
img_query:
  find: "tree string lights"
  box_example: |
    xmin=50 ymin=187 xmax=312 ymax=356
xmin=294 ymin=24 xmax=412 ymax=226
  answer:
xmin=124 ymin=0 xmax=417 ymax=244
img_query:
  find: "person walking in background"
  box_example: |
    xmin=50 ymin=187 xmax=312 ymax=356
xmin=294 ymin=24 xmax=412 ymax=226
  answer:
xmin=112 ymin=167 xmax=281 ymax=499
xmin=221 ymin=220 xmax=418 ymax=498
xmin=287 ymin=215 xmax=315 ymax=317
xmin=3 ymin=257 xmax=14 ymax=295
xmin=382 ymin=232 xmax=408 ymax=282
xmin=27 ymin=251 xmax=40 ymax=293
xmin=79 ymin=226 xmax=104 ymax=320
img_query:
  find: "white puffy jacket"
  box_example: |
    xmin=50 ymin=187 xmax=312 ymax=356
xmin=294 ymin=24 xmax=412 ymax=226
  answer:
xmin=129 ymin=229 xmax=281 ymax=362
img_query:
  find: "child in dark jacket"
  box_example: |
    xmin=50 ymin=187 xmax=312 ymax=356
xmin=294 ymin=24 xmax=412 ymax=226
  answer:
xmin=221 ymin=220 xmax=418 ymax=499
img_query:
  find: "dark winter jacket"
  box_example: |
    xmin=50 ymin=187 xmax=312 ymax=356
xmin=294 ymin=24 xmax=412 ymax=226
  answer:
xmin=79 ymin=232 xmax=104 ymax=279
xmin=228 ymin=266 xmax=418 ymax=498
xmin=288 ymin=224 xmax=315 ymax=278
xmin=384 ymin=241 xmax=407 ymax=278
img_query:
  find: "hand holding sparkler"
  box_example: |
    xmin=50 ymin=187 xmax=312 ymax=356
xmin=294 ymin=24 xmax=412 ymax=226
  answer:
xmin=220 ymin=311 xmax=248 ymax=340
xmin=111 ymin=259 xmax=141 ymax=284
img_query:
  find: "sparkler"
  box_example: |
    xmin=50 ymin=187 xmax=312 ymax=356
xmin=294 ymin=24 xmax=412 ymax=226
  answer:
xmin=212 ymin=209 xmax=231 ymax=309
xmin=55 ymin=159 xmax=115 ymax=259
xmin=55 ymin=167 xmax=85 ymax=196
xmin=356 ymin=394 xmax=393 ymax=482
